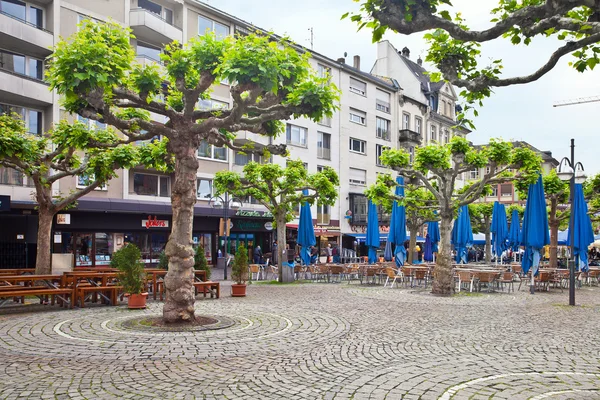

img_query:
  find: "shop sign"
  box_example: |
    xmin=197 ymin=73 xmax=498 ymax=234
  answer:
xmin=0 ymin=195 xmax=10 ymax=212
xmin=57 ymin=214 xmax=71 ymax=224
xmin=235 ymin=220 xmax=264 ymax=231
xmin=350 ymin=225 xmax=390 ymax=233
xmin=264 ymin=222 xmax=273 ymax=231
xmin=235 ymin=210 xmax=273 ymax=218
xmin=142 ymin=216 xmax=169 ymax=229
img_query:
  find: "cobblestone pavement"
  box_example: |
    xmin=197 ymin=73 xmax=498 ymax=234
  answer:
xmin=0 ymin=278 xmax=599 ymax=399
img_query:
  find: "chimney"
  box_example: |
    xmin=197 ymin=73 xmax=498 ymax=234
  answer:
xmin=401 ymin=46 xmax=410 ymax=58
xmin=417 ymin=56 xmax=423 ymax=66
xmin=353 ymin=55 xmax=361 ymax=70
xmin=337 ymin=57 xmax=345 ymax=64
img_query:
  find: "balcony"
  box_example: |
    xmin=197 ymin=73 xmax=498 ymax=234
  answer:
xmin=398 ymin=129 xmax=422 ymax=145
xmin=129 ymin=8 xmax=182 ymax=45
xmin=0 ymin=69 xmax=52 ymax=107
xmin=0 ymin=12 xmax=53 ymax=58
xmin=234 ymin=131 xmax=272 ymax=147
xmin=135 ymin=54 xmax=162 ymax=69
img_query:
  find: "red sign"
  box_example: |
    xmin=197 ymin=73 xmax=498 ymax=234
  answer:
xmin=142 ymin=216 xmax=169 ymax=229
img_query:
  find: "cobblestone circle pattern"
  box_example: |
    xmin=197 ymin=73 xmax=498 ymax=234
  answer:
xmin=0 ymin=282 xmax=599 ymax=399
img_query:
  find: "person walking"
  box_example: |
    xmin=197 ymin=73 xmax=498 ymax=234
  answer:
xmin=272 ymin=241 xmax=278 ymax=266
xmin=326 ymin=243 xmax=333 ymax=263
xmin=253 ymin=245 xmax=263 ymax=264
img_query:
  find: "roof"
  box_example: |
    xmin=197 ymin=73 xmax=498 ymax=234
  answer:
xmin=473 ymin=141 xmax=559 ymax=166
xmin=187 ymin=0 xmax=399 ymax=91
xmin=398 ymin=53 xmax=445 ymax=94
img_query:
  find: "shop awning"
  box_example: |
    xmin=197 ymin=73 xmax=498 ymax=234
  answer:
xmin=286 ymin=223 xmax=341 ymax=236
xmin=75 ymin=198 xmax=228 ymax=217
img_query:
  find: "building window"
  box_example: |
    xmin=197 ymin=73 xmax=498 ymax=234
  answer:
xmin=349 ymin=77 xmax=366 ymax=96
xmin=376 ymin=89 xmax=390 ymax=113
xmin=376 ymin=144 xmax=390 ymax=166
xmin=501 ymin=184 xmax=513 ymax=197
xmin=76 ymin=174 xmax=107 ymax=190
xmin=349 ymin=138 xmax=366 ymax=154
xmin=491 ymin=185 xmax=498 ymax=197
xmin=317 ymin=131 xmax=331 ymax=160
xmin=234 ymin=151 xmax=265 ymax=166
xmin=349 ymin=168 xmax=366 ymax=186
xmin=317 ymin=203 xmax=330 ymax=224
xmin=0 ymin=166 xmax=23 ymax=186
xmin=415 ymin=117 xmax=422 ymax=135
xmin=0 ymin=49 xmax=43 ymax=80
xmin=0 ymin=103 xmax=42 ymax=135
xmin=318 ymin=115 xmax=331 ymax=127
xmin=136 ymin=41 xmax=162 ymax=62
xmin=402 ymin=113 xmax=410 ymax=130
xmin=196 ymin=178 xmax=213 ymax=199
xmin=198 ymin=14 xmax=229 ymax=39
xmin=409 ymin=146 xmax=415 ymax=164
xmin=285 ymin=123 xmax=307 ymax=147
xmin=349 ymin=109 xmax=366 ymax=125
xmin=376 ymin=117 xmax=390 ymax=140
xmin=77 ymin=115 xmax=106 ymax=130
xmin=485 ymin=166 xmax=491 ymax=175
xmin=139 ymin=0 xmax=173 ymax=24
xmin=469 ymin=168 xmax=479 ymax=180
xmin=197 ymin=140 xmax=227 ymax=161
xmin=0 ymin=0 xmax=43 ymax=28
xmin=198 ymin=98 xmax=228 ymax=111
xmin=448 ymin=103 xmax=454 ymax=118
xmin=317 ymin=64 xmax=331 ymax=80
xmin=133 ymin=173 xmax=170 ymax=197
xmin=350 ymin=194 xmax=368 ymax=224
xmin=443 ymin=130 xmax=450 ymax=144
xmin=430 ymin=125 xmax=437 ymax=142
xmin=442 ymin=100 xmax=447 ymax=115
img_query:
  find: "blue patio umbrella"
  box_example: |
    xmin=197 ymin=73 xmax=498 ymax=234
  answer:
xmin=423 ymin=234 xmax=433 ymax=262
xmin=384 ymin=240 xmax=393 ymax=261
xmin=366 ymin=199 xmax=380 ymax=264
xmin=521 ymin=174 xmax=550 ymax=281
xmin=491 ymin=202 xmax=509 ymax=263
xmin=297 ymin=189 xmax=316 ymax=266
xmin=508 ymin=209 xmax=521 ymax=252
xmin=387 ymin=176 xmax=407 ymax=266
xmin=567 ymin=184 xmax=595 ymax=272
xmin=427 ymin=221 xmax=440 ymax=254
xmin=452 ymin=205 xmax=473 ymax=264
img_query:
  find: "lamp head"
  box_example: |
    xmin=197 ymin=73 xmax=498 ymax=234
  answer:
xmin=574 ymin=162 xmax=586 ymax=184
xmin=556 ymin=158 xmax=574 ymax=182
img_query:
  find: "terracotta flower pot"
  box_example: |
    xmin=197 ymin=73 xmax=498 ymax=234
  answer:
xmin=231 ymin=284 xmax=247 ymax=297
xmin=127 ymin=292 xmax=148 ymax=309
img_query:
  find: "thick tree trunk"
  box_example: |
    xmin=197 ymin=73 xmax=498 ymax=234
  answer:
xmin=35 ymin=207 xmax=54 ymax=275
xmin=432 ymin=213 xmax=454 ymax=296
xmin=485 ymin=226 xmax=491 ymax=263
xmin=408 ymin=226 xmax=418 ymax=264
xmin=163 ymin=140 xmax=198 ymax=323
xmin=277 ymin=214 xmax=294 ymax=283
xmin=549 ymin=199 xmax=558 ymax=268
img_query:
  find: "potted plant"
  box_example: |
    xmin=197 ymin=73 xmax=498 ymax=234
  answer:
xmin=111 ymin=244 xmax=148 ymax=309
xmin=194 ymin=245 xmax=211 ymax=280
xmin=231 ymin=244 xmax=248 ymax=297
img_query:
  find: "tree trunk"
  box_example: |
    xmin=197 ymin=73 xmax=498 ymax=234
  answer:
xmin=163 ymin=140 xmax=198 ymax=323
xmin=485 ymin=224 xmax=491 ymax=263
xmin=35 ymin=207 xmax=54 ymax=275
xmin=408 ymin=226 xmax=418 ymax=264
xmin=549 ymin=198 xmax=558 ymax=268
xmin=276 ymin=213 xmax=294 ymax=283
xmin=432 ymin=213 xmax=454 ymax=296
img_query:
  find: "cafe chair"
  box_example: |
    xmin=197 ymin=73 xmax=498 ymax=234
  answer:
xmin=383 ymin=267 xmax=403 ymax=289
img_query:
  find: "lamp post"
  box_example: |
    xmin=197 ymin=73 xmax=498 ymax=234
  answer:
xmin=556 ymin=138 xmax=587 ymax=306
xmin=209 ymin=193 xmax=243 ymax=280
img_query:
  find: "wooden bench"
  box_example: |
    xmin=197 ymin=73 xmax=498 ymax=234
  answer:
xmin=193 ymin=281 xmax=220 ymax=299
xmin=0 ymin=288 xmax=74 ymax=308
xmin=77 ymin=286 xmax=122 ymax=308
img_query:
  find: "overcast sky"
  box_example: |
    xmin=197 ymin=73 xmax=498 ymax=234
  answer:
xmin=207 ymin=0 xmax=600 ymax=174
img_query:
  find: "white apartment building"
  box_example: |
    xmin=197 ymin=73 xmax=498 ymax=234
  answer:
xmin=0 ymin=0 xmax=474 ymax=267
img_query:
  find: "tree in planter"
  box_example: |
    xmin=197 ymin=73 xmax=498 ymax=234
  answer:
xmin=111 ymin=244 xmax=145 ymax=295
xmin=194 ymin=245 xmax=211 ymax=280
xmin=469 ymin=202 xmax=494 ymax=263
xmin=47 ymin=21 xmax=338 ymax=322
xmin=0 ymin=115 xmax=163 ymax=274
xmin=231 ymin=244 xmax=249 ymax=285
xmin=371 ymin=137 xmax=541 ymax=295
xmin=214 ymin=160 xmax=339 ymax=282
xmin=346 ymin=0 xmax=600 ymax=124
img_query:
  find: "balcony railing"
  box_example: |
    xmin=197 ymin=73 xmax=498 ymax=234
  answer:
xmin=0 ymin=10 xmax=52 ymax=34
xmin=398 ymin=129 xmax=422 ymax=145
xmin=317 ymin=147 xmax=331 ymax=160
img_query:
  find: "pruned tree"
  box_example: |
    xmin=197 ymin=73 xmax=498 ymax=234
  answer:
xmin=0 ymin=115 xmax=162 ymax=274
xmin=345 ymin=0 xmax=600 ymax=124
xmin=584 ymin=173 xmax=600 ymax=222
xmin=370 ymin=137 xmax=541 ymax=295
xmin=469 ymin=202 xmax=494 ymax=263
xmin=47 ymin=21 xmax=338 ymax=322
xmin=214 ymin=160 xmax=339 ymax=282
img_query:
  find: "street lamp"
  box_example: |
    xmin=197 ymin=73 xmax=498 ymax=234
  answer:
xmin=209 ymin=193 xmax=243 ymax=280
xmin=556 ymin=138 xmax=586 ymax=306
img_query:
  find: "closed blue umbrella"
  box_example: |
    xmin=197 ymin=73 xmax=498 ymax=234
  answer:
xmin=491 ymin=202 xmax=509 ymax=263
xmin=508 ymin=209 xmax=521 ymax=252
xmin=567 ymin=184 xmax=595 ymax=272
xmin=384 ymin=240 xmax=392 ymax=261
xmin=427 ymin=221 xmax=440 ymax=254
xmin=366 ymin=199 xmax=380 ymax=264
xmin=423 ymin=234 xmax=433 ymax=262
xmin=521 ymin=174 xmax=550 ymax=281
xmin=452 ymin=205 xmax=473 ymax=264
xmin=387 ymin=176 xmax=407 ymax=266
xmin=297 ymin=189 xmax=316 ymax=266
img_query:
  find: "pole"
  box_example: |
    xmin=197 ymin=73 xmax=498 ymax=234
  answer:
xmin=569 ymin=139 xmax=576 ymax=306
xmin=223 ymin=192 xmax=228 ymax=281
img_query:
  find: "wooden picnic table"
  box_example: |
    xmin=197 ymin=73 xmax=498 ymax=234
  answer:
xmin=0 ymin=274 xmax=73 ymax=308
xmin=0 ymin=268 xmax=36 ymax=275
xmin=148 ymin=270 xmax=207 ymax=300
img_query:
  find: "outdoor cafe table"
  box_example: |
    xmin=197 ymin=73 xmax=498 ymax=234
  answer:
xmin=62 ymin=272 xmax=119 ymax=305
xmin=0 ymin=274 xmax=69 ymax=306
xmin=149 ymin=270 xmax=207 ymax=300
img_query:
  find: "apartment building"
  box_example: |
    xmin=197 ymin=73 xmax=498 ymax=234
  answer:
xmin=0 ymin=0 xmax=475 ymax=268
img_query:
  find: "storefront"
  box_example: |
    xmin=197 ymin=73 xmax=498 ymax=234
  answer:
xmin=224 ymin=209 xmax=275 ymax=260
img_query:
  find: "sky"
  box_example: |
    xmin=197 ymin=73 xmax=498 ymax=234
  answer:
xmin=206 ymin=0 xmax=600 ymax=174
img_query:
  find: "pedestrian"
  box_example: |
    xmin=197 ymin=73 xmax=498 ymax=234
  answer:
xmin=272 ymin=241 xmax=278 ymax=266
xmin=332 ymin=244 xmax=340 ymax=263
xmin=253 ymin=245 xmax=263 ymax=264
xmin=326 ymin=243 xmax=332 ymax=263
